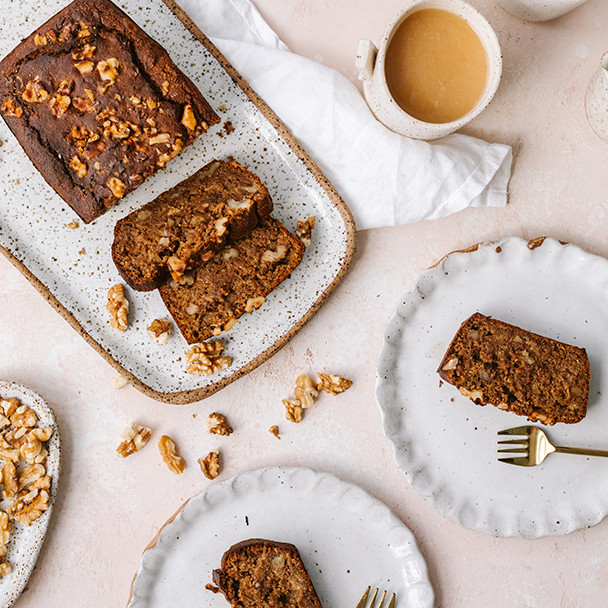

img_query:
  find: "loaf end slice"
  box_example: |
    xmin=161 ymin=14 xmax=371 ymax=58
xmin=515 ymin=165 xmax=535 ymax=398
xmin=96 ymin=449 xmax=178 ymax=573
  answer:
xmin=159 ymin=217 xmax=304 ymax=343
xmin=112 ymin=159 xmax=274 ymax=291
xmin=438 ymin=313 xmax=590 ymax=425
xmin=212 ymin=539 xmax=323 ymax=608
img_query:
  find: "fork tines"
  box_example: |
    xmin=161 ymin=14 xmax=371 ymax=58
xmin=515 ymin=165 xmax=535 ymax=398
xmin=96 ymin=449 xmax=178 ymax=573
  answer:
xmin=355 ymin=586 xmax=396 ymax=608
xmin=497 ymin=426 xmax=531 ymax=466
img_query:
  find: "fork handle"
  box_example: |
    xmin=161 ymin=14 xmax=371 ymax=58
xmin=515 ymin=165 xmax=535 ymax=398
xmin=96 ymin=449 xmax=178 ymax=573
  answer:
xmin=555 ymin=446 xmax=608 ymax=458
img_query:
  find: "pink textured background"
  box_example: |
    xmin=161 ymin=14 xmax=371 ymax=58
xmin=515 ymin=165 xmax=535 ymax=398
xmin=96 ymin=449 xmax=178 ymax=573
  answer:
xmin=1 ymin=0 xmax=608 ymax=606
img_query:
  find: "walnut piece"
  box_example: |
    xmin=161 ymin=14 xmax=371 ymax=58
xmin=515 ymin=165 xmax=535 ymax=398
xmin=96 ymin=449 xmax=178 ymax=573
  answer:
xmin=0 ymin=511 xmax=12 ymax=576
xmin=283 ymin=399 xmax=303 ymax=423
xmin=117 ymin=422 xmax=151 ymax=458
xmin=72 ymin=43 xmax=96 ymax=60
xmin=1 ymin=98 xmax=23 ymax=118
xmin=207 ymin=413 xmax=233 ymax=436
xmin=106 ymin=284 xmax=129 ymax=331
xmin=186 ymin=341 xmax=232 ymax=375
xmin=181 ymin=104 xmax=197 ymax=131
xmin=69 ymin=155 xmax=87 ymax=178
xmin=147 ymin=319 xmax=172 ymax=345
xmin=244 ymin=296 xmax=265 ymax=314
xmin=269 ymin=425 xmax=281 ymax=439
xmin=294 ymin=375 xmax=318 ymax=409
xmin=49 ymin=93 xmax=71 ymax=118
xmin=296 ymin=216 xmax=316 ymax=247
xmin=261 ymin=245 xmax=287 ymax=264
xmin=34 ymin=33 xmax=47 ymax=46
xmin=316 ymin=373 xmax=353 ymax=395
xmin=10 ymin=487 xmax=50 ymax=525
xmin=75 ymin=60 xmax=94 ymax=74
xmin=198 ymin=450 xmax=220 ymax=480
xmin=97 ymin=58 xmax=119 ymax=83
xmin=158 ymin=435 xmax=185 ymax=474
xmin=22 ymin=79 xmax=49 ymax=104
xmin=113 ymin=375 xmax=129 ymax=390
xmin=107 ymin=176 xmax=125 ymax=199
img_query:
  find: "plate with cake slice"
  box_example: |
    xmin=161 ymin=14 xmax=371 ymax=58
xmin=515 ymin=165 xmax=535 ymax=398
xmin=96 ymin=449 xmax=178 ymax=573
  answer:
xmin=376 ymin=236 xmax=608 ymax=538
xmin=0 ymin=0 xmax=355 ymax=404
xmin=127 ymin=467 xmax=434 ymax=608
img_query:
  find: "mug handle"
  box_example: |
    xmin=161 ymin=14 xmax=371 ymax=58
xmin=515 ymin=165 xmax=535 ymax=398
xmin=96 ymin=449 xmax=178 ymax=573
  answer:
xmin=356 ymin=40 xmax=378 ymax=81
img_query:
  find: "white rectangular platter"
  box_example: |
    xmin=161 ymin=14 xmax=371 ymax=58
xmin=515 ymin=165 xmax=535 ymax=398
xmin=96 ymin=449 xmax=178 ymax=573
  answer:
xmin=0 ymin=0 xmax=355 ymax=403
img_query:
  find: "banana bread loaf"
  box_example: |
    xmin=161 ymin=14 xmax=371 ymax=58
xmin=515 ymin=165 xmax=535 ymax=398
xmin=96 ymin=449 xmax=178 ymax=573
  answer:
xmin=212 ymin=539 xmax=323 ymax=608
xmin=438 ymin=313 xmax=590 ymax=425
xmin=0 ymin=0 xmax=219 ymax=223
xmin=112 ymin=160 xmax=274 ymax=291
xmin=159 ymin=217 xmax=304 ymax=343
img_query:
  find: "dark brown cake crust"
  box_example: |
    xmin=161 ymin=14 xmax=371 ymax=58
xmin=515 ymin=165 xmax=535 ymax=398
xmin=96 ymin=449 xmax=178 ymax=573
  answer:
xmin=112 ymin=159 xmax=274 ymax=291
xmin=438 ymin=313 xmax=590 ymax=425
xmin=160 ymin=217 xmax=304 ymax=343
xmin=0 ymin=0 xmax=219 ymax=223
xmin=212 ymin=539 xmax=323 ymax=608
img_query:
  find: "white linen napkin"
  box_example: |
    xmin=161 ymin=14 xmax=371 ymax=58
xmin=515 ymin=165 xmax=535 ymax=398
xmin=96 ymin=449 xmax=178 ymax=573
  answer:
xmin=177 ymin=0 xmax=513 ymax=230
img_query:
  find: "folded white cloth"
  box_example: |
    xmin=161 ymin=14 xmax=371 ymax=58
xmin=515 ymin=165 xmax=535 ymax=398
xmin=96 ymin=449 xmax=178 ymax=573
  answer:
xmin=178 ymin=0 xmax=513 ymax=230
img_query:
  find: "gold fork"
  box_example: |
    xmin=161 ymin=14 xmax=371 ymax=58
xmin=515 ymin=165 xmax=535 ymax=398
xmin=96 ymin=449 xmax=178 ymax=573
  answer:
xmin=497 ymin=425 xmax=608 ymax=466
xmin=355 ymin=586 xmax=396 ymax=608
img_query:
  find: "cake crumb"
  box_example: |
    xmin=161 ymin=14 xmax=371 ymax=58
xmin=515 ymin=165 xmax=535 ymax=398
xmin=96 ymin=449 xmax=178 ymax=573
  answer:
xmin=205 ymin=583 xmax=220 ymax=593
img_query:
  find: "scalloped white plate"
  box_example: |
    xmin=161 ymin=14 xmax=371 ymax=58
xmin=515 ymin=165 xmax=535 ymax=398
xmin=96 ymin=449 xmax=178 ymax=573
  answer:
xmin=128 ymin=467 xmax=434 ymax=608
xmin=0 ymin=382 xmax=61 ymax=608
xmin=376 ymin=237 xmax=608 ymax=539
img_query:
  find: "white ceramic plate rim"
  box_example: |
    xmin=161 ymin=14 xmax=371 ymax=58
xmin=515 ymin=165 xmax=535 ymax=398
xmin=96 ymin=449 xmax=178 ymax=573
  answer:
xmin=128 ymin=466 xmax=435 ymax=608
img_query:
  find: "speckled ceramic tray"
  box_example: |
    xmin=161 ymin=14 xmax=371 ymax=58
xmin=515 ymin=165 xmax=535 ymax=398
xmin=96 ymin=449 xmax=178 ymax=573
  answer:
xmin=376 ymin=237 xmax=608 ymax=539
xmin=128 ymin=467 xmax=434 ymax=608
xmin=0 ymin=382 xmax=60 ymax=608
xmin=0 ymin=0 xmax=355 ymax=404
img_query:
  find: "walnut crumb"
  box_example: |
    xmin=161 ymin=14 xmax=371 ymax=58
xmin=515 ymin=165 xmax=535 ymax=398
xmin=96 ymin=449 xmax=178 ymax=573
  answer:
xmin=269 ymin=425 xmax=281 ymax=439
xmin=147 ymin=319 xmax=172 ymax=345
xmin=207 ymin=413 xmax=233 ymax=436
xmin=283 ymin=399 xmax=303 ymax=423
xmin=158 ymin=435 xmax=185 ymax=474
xmin=116 ymin=422 xmax=151 ymax=458
xmin=198 ymin=450 xmax=220 ymax=480
xmin=296 ymin=216 xmax=316 ymax=247
xmin=316 ymin=373 xmax=353 ymax=395
xmin=113 ymin=375 xmax=128 ymax=389
xmin=181 ymin=104 xmax=197 ymax=131
xmin=106 ymin=284 xmax=129 ymax=331
xmin=66 ymin=220 xmax=79 ymax=230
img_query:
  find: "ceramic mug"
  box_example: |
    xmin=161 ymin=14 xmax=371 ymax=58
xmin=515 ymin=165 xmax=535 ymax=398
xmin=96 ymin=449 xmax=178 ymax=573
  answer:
xmin=494 ymin=0 xmax=590 ymax=22
xmin=356 ymin=0 xmax=502 ymax=140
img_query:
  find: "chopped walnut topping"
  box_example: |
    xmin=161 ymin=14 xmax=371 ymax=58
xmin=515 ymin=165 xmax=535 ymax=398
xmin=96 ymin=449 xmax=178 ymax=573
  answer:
xmin=296 ymin=216 xmax=316 ymax=247
xmin=294 ymin=375 xmax=318 ymax=409
xmin=104 ymin=120 xmax=131 ymax=140
xmin=283 ymin=399 xmax=303 ymax=423
xmin=158 ymin=435 xmax=185 ymax=474
xmin=72 ymin=95 xmax=96 ymax=113
xmin=269 ymin=425 xmax=281 ymax=439
xmin=147 ymin=319 xmax=172 ymax=345
xmin=107 ymin=176 xmax=125 ymax=199
xmin=74 ymin=60 xmax=94 ymax=74
xmin=167 ymin=255 xmax=187 ymax=282
xmin=116 ymin=422 xmax=151 ymax=458
xmin=261 ymin=245 xmax=287 ymax=264
xmin=69 ymin=155 xmax=87 ymax=178
xmin=106 ymin=284 xmax=129 ymax=331
xmin=49 ymin=93 xmax=72 ymax=118
xmin=149 ymin=132 xmax=171 ymax=145
xmin=10 ymin=487 xmax=50 ymax=525
xmin=161 ymin=80 xmax=170 ymax=96
xmin=185 ymin=341 xmax=232 ymax=375
xmin=72 ymin=43 xmax=96 ymax=61
xmin=208 ymin=413 xmax=233 ymax=436
xmin=22 ymin=79 xmax=49 ymax=104
xmin=34 ymin=33 xmax=47 ymax=46
xmin=198 ymin=450 xmax=220 ymax=480
xmin=1 ymin=98 xmax=23 ymax=118
xmin=97 ymin=58 xmax=119 ymax=83
xmin=113 ymin=375 xmax=129 ymax=390
xmin=77 ymin=21 xmax=91 ymax=38
xmin=245 ymin=296 xmax=265 ymax=314
xmin=181 ymin=104 xmax=197 ymax=131
xmin=316 ymin=373 xmax=353 ymax=395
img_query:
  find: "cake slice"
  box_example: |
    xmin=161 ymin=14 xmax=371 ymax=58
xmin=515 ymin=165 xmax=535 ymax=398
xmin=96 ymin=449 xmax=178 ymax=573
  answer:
xmin=112 ymin=160 xmax=273 ymax=291
xmin=212 ymin=539 xmax=323 ymax=608
xmin=0 ymin=0 xmax=219 ymax=222
xmin=438 ymin=313 xmax=590 ymax=425
xmin=159 ymin=217 xmax=304 ymax=343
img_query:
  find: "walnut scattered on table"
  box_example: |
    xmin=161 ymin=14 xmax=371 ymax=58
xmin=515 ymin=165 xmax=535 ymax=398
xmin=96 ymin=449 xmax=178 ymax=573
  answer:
xmin=198 ymin=449 xmax=220 ymax=480
xmin=268 ymin=425 xmax=281 ymax=439
xmin=283 ymin=399 xmax=303 ymax=424
xmin=207 ymin=413 xmax=233 ymax=436
xmin=294 ymin=375 xmax=318 ymax=409
xmin=158 ymin=435 xmax=185 ymax=474
xmin=316 ymin=373 xmax=353 ymax=395
xmin=116 ymin=422 xmax=151 ymax=458
xmin=106 ymin=284 xmax=129 ymax=331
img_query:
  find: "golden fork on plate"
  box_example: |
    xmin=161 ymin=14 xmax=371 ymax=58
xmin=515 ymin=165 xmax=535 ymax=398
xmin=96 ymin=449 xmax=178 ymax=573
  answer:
xmin=355 ymin=586 xmax=396 ymax=608
xmin=497 ymin=425 xmax=608 ymax=466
